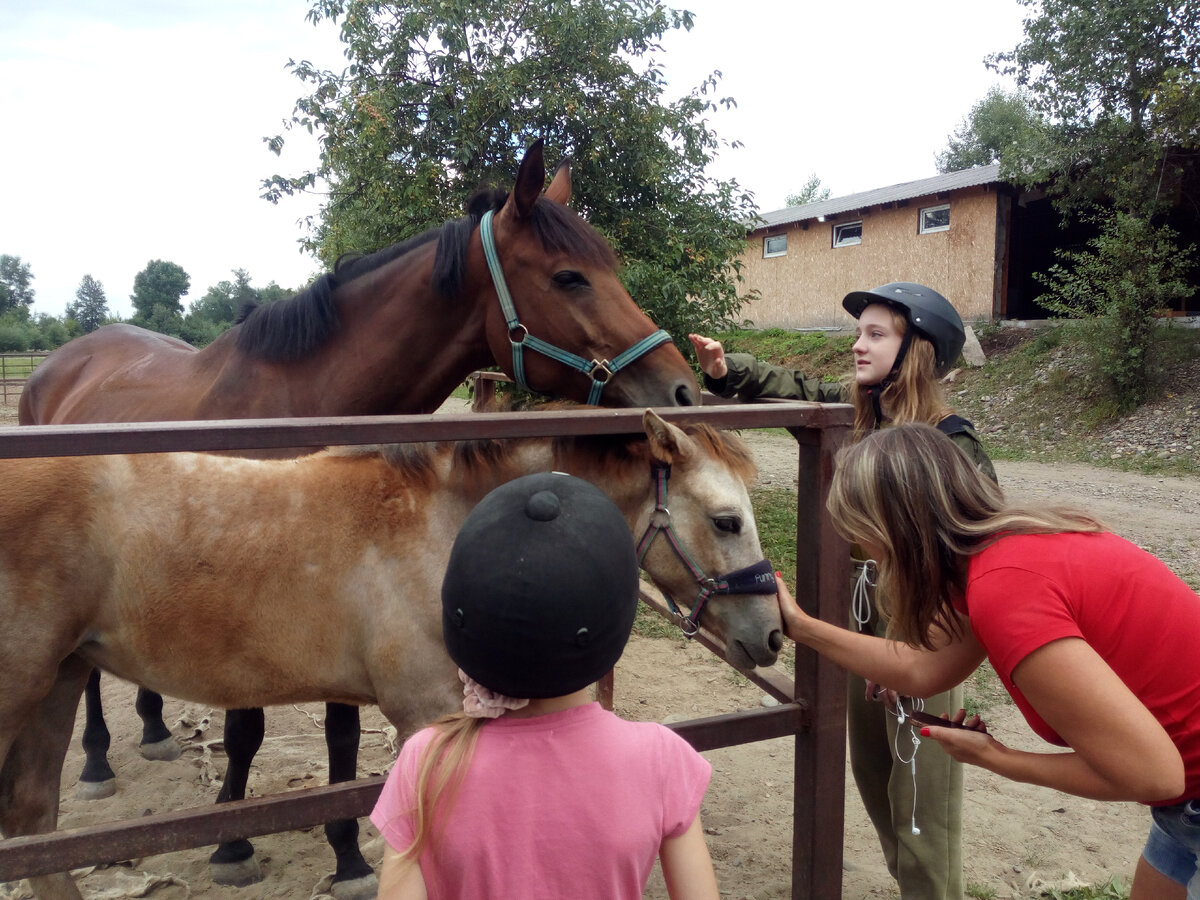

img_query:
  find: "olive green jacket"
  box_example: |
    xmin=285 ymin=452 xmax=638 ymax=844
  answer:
xmin=705 ymin=353 xmax=997 ymax=483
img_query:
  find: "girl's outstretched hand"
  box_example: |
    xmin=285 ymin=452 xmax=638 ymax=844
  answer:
xmin=775 ymin=574 xmax=813 ymax=643
xmin=687 ymin=333 xmax=728 ymax=379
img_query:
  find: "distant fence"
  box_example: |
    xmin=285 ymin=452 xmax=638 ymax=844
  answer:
xmin=0 ymin=352 xmax=48 ymax=406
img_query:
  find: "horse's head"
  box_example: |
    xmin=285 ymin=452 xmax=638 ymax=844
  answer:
xmin=632 ymin=410 xmax=785 ymax=670
xmin=480 ymin=141 xmax=701 ymax=408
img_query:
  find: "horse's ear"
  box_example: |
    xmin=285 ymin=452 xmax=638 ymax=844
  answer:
xmin=508 ymin=139 xmax=546 ymax=220
xmin=545 ymin=157 xmax=572 ymax=205
xmin=643 ymin=409 xmax=694 ymax=465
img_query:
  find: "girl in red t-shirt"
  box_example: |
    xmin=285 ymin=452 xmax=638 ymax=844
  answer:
xmin=777 ymin=422 xmax=1200 ymax=900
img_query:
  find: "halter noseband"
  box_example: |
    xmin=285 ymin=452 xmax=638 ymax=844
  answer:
xmin=634 ymin=461 xmax=778 ymax=636
xmin=480 ymin=209 xmax=673 ymax=405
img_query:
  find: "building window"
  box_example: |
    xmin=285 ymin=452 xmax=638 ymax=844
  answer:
xmin=920 ymin=204 xmax=950 ymax=234
xmin=833 ymin=221 xmax=862 ymax=248
xmin=763 ymin=234 xmax=787 ymax=258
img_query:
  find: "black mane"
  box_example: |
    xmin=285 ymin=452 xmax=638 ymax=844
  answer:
xmin=234 ymin=192 xmax=616 ymax=363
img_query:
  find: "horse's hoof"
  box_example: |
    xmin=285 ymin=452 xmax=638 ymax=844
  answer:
xmin=139 ymin=736 xmax=182 ymax=761
xmin=75 ymin=778 xmax=117 ymax=800
xmin=331 ymin=873 xmax=379 ymax=900
xmin=210 ymin=855 xmax=263 ymax=886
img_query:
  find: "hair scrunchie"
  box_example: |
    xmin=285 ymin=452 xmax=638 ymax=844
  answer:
xmin=458 ymin=669 xmax=529 ymax=719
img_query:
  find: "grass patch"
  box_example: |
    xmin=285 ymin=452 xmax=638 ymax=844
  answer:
xmin=631 ymin=598 xmax=688 ymax=643
xmin=1038 ymin=877 xmax=1129 ymax=899
xmin=750 ymin=486 xmax=797 ymax=587
xmin=962 ymin=660 xmax=1010 ymax=719
xmin=718 ymin=328 xmax=854 ymax=381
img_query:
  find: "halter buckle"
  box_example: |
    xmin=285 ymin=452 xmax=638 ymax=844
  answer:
xmin=508 ymin=323 xmax=529 ymax=345
xmin=648 ymin=507 xmax=671 ymax=528
xmin=588 ymin=359 xmax=614 ymax=384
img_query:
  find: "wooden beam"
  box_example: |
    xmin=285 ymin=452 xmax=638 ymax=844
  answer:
xmin=0 ymin=704 xmax=806 ymax=880
xmin=0 ymin=403 xmax=853 ymax=460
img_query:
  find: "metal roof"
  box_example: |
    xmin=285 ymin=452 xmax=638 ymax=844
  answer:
xmin=753 ymin=164 xmax=1003 ymax=231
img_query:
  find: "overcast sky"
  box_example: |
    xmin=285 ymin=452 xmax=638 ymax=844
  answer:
xmin=0 ymin=1 xmax=1025 ymax=320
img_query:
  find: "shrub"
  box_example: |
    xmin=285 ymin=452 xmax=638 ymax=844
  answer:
xmin=1036 ymin=212 xmax=1195 ymax=413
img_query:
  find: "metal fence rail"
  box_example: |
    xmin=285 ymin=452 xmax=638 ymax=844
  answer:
xmin=0 ymin=400 xmax=852 ymax=898
xmin=0 ymin=351 xmax=48 ymax=406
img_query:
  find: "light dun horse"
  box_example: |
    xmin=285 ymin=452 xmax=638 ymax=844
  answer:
xmin=0 ymin=412 xmax=783 ymax=900
xmin=18 ymin=140 xmax=701 ymax=893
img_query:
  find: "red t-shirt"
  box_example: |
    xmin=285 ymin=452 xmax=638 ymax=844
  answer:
xmin=960 ymin=531 xmax=1200 ymax=805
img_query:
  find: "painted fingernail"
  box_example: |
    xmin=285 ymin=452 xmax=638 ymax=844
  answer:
xmin=775 ymin=571 xmax=783 ymax=579
xmin=920 ymin=727 xmax=931 ymax=737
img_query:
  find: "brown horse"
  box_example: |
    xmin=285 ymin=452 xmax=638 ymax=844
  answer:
xmin=0 ymin=411 xmax=782 ymax=900
xmin=17 ymin=140 xmax=701 ymax=895
xmin=20 ymin=142 xmax=698 ymax=427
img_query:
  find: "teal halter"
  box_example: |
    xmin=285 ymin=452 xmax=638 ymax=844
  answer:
xmin=480 ymin=209 xmax=673 ymax=406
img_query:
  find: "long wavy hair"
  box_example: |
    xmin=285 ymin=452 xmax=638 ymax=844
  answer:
xmin=827 ymin=423 xmax=1104 ymax=649
xmin=388 ymin=713 xmax=485 ymax=871
xmin=848 ymin=306 xmax=952 ymax=441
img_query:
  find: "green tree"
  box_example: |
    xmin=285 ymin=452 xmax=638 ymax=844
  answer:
xmin=130 ymin=260 xmax=190 ymax=331
xmin=263 ymin=0 xmax=758 ymax=341
xmin=183 ymin=269 xmax=262 ymax=346
xmin=0 ymin=310 xmax=76 ymax=351
xmin=66 ymin=274 xmax=110 ymax=333
xmin=0 ymin=255 xmax=36 ymax=317
xmin=189 ymin=268 xmax=258 ymax=328
xmin=32 ymin=312 xmax=75 ymax=349
xmin=935 ymin=87 xmax=1044 ymax=173
xmin=989 ymin=0 xmax=1200 ymax=216
xmin=989 ymin=0 xmax=1200 ymax=411
xmin=258 ymin=281 xmax=296 ymax=304
xmin=785 ymin=174 xmax=831 ymax=207
xmin=1038 ymin=213 xmax=1193 ymax=412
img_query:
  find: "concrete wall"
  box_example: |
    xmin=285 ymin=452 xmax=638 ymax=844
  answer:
xmin=736 ymin=185 xmax=1001 ymax=328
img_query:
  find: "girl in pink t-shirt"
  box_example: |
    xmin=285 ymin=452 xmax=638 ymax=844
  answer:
xmin=370 ymin=472 xmax=718 ymax=900
xmin=776 ymin=423 xmax=1200 ymax=900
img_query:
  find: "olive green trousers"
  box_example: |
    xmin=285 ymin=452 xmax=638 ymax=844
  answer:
xmin=846 ymin=613 xmax=965 ymax=899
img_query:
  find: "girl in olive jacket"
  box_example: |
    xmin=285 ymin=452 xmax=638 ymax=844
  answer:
xmin=690 ymin=282 xmax=994 ymax=900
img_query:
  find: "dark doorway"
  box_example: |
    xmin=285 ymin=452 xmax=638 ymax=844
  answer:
xmin=1004 ymin=192 xmax=1096 ymax=320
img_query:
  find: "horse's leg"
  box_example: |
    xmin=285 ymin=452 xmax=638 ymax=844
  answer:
xmin=75 ymin=668 xmax=117 ymax=800
xmin=208 ymin=707 xmax=265 ymax=886
xmin=323 ymin=702 xmax=377 ymax=900
xmin=0 ymin=655 xmax=92 ymax=900
xmin=134 ymin=686 xmax=181 ymax=761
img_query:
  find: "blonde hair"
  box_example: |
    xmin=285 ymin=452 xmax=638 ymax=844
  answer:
xmin=827 ymin=423 xmax=1104 ymax=649
xmin=392 ymin=713 xmax=485 ymax=870
xmin=848 ymin=306 xmax=953 ymax=441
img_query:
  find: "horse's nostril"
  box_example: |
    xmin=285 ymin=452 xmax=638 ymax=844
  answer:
xmin=768 ymin=629 xmax=784 ymax=654
xmin=675 ymin=382 xmax=698 ymax=406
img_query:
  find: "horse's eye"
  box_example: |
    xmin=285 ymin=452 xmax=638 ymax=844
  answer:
xmin=552 ymin=270 xmax=590 ymax=290
xmin=713 ymin=516 xmax=741 ymax=535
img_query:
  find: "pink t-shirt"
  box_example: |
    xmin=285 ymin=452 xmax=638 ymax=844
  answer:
xmin=370 ymin=702 xmax=711 ymax=899
xmin=961 ymin=531 xmax=1200 ymax=804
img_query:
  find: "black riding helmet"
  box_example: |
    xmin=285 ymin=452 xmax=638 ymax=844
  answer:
xmin=441 ymin=472 xmax=639 ymax=699
xmin=842 ymin=282 xmax=966 ymax=378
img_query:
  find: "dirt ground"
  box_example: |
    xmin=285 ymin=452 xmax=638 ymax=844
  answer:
xmin=2 ymin=408 xmax=1199 ymax=899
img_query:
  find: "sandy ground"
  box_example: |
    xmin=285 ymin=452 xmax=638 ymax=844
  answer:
xmin=2 ymin=407 xmax=1198 ymax=899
